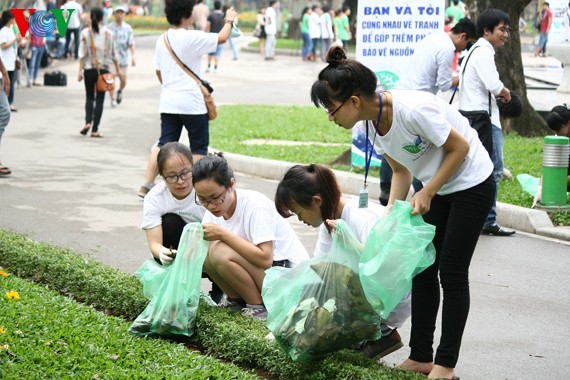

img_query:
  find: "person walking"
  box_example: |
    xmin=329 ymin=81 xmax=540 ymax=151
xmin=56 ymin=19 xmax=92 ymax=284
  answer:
xmin=458 ymin=9 xmax=515 ymax=236
xmin=192 ymin=153 xmax=309 ymax=321
xmin=300 ymin=6 xmax=312 ymax=61
xmin=311 ymin=45 xmax=495 ymax=380
xmin=77 ymin=7 xmax=122 ymax=138
xmin=0 ymin=56 xmax=11 ymax=176
xmin=534 ymin=1 xmax=553 ymax=57
xmin=254 ymin=7 xmax=267 ymax=57
xmin=308 ymin=5 xmax=321 ymax=61
xmin=334 ymin=6 xmax=351 ymax=49
xmin=108 ymin=5 xmax=135 ymax=107
xmin=137 ymin=0 xmax=237 ymax=198
xmin=205 ymin=1 xmax=225 ymax=73
xmin=264 ymin=0 xmax=279 ymax=60
xmin=275 ymin=163 xmax=411 ymax=359
xmin=0 ymin=11 xmax=20 ymax=113
xmin=27 ymin=33 xmax=45 ymax=87
xmin=320 ymin=6 xmax=334 ymax=62
xmin=62 ymin=0 xmax=83 ymax=59
xmin=192 ymin=0 xmax=209 ymax=32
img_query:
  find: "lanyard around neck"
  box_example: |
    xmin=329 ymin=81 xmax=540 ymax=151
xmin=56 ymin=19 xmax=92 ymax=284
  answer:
xmin=364 ymin=92 xmax=382 ymax=187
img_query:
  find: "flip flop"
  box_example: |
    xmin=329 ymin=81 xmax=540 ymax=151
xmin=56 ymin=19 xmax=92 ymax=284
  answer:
xmin=80 ymin=124 xmax=91 ymax=135
xmin=0 ymin=166 xmax=11 ymax=176
xmin=91 ymin=133 xmax=103 ymax=138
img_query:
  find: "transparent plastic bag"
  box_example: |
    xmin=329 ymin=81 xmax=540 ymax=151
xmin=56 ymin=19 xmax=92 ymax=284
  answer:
xmin=135 ymin=259 xmax=169 ymax=300
xmin=359 ymin=200 xmax=436 ymax=319
xmin=129 ymin=223 xmax=209 ymax=337
xmin=263 ymin=220 xmax=381 ymax=362
xmin=516 ymin=173 xmax=540 ymax=197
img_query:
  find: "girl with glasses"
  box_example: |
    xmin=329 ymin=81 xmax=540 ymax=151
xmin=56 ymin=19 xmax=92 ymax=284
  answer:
xmin=192 ymin=153 xmax=309 ymax=320
xmin=274 ymin=163 xmax=411 ymax=359
xmin=311 ymin=46 xmax=495 ymax=380
xmin=140 ymin=142 xmax=222 ymax=301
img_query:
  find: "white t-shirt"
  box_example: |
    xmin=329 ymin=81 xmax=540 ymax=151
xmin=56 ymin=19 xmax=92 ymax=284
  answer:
xmin=308 ymin=12 xmax=321 ymax=39
xmin=367 ymin=89 xmax=493 ymax=195
xmin=0 ymin=27 xmax=17 ymax=71
xmin=61 ymin=0 xmax=83 ymax=29
xmin=202 ymin=189 xmax=309 ymax=267
xmin=320 ymin=12 xmax=334 ymax=39
xmin=458 ymin=38 xmax=504 ymax=128
xmin=397 ymin=31 xmax=455 ymax=94
xmin=154 ymin=29 xmax=218 ymax=115
xmin=141 ymin=182 xmax=205 ymax=230
xmin=313 ymin=196 xmax=410 ymax=330
xmin=265 ymin=7 xmax=277 ymax=35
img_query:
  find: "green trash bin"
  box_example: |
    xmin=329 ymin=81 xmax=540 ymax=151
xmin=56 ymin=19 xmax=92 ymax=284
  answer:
xmin=542 ymin=136 xmax=570 ymax=206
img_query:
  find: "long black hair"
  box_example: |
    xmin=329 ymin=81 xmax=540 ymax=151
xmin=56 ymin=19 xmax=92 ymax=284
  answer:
xmin=0 ymin=10 xmax=14 ymax=29
xmin=275 ymin=164 xmax=341 ymax=233
xmin=90 ymin=7 xmax=104 ymax=33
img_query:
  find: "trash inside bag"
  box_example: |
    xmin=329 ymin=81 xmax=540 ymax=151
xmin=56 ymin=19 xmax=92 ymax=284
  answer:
xmin=129 ymin=222 xmax=208 ymax=337
xmin=359 ymin=200 xmax=436 ymax=319
xmin=135 ymin=259 xmax=169 ymax=300
xmin=263 ymin=220 xmax=381 ymax=362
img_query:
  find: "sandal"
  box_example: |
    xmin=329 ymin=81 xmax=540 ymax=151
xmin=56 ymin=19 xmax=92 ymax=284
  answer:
xmin=80 ymin=124 xmax=91 ymax=135
xmin=0 ymin=165 xmax=11 ymax=176
xmin=91 ymin=132 xmax=103 ymax=138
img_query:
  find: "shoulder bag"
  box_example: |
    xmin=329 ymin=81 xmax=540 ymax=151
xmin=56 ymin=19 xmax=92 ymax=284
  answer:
xmin=450 ymin=46 xmax=493 ymax=156
xmin=89 ymin=28 xmax=115 ymax=92
xmin=162 ymin=33 xmax=217 ymax=120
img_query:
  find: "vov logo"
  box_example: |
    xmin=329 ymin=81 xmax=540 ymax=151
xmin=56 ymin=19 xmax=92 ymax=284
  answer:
xmin=10 ymin=8 xmax=74 ymax=38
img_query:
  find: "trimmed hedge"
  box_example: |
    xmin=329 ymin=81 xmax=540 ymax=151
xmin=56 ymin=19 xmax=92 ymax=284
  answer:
xmin=0 ymin=229 xmax=424 ymax=380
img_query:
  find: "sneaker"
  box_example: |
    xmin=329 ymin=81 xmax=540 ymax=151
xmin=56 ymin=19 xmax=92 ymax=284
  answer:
xmin=117 ymin=90 xmax=123 ymax=104
xmin=218 ymin=295 xmax=246 ymax=310
xmin=111 ymin=98 xmax=117 ymax=107
xmin=138 ymin=185 xmax=151 ymax=198
xmin=241 ymin=304 xmax=268 ymax=321
xmin=356 ymin=329 xmax=404 ymax=359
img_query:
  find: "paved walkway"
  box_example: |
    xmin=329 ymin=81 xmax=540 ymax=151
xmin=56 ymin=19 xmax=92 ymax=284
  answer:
xmin=0 ymin=34 xmax=569 ymax=379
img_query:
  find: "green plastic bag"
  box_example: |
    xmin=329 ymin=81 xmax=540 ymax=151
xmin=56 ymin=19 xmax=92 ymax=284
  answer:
xmin=359 ymin=200 xmax=436 ymax=319
xmin=135 ymin=259 xmax=169 ymax=300
xmin=516 ymin=173 xmax=540 ymax=197
xmin=129 ymin=222 xmax=209 ymax=337
xmin=263 ymin=220 xmax=381 ymax=362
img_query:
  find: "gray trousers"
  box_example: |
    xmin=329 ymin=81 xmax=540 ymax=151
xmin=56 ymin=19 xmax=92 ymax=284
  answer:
xmin=0 ymin=78 xmax=10 ymax=161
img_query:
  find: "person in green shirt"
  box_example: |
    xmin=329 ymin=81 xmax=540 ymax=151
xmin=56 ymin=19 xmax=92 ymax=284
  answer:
xmin=334 ymin=6 xmax=351 ymax=48
xmin=445 ymin=0 xmax=466 ymax=27
xmin=300 ymin=6 xmax=312 ymax=61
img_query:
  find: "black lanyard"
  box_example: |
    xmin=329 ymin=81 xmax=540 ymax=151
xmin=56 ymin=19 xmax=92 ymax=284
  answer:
xmin=364 ymin=92 xmax=382 ymax=187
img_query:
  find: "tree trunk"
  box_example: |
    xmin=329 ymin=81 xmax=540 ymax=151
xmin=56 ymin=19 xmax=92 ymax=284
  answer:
xmin=465 ymin=0 xmax=548 ymax=136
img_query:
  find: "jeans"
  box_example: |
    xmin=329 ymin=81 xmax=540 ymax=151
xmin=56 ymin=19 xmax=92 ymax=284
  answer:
xmin=7 ymin=71 xmax=15 ymax=105
xmin=0 ymin=79 xmax=10 ymax=152
xmin=65 ymin=28 xmax=80 ymax=59
xmin=311 ymin=37 xmax=320 ymax=57
xmin=83 ymin=68 xmax=108 ymax=132
xmin=484 ymin=124 xmax=504 ymax=227
xmin=409 ymin=175 xmax=495 ymax=368
xmin=265 ymin=33 xmax=276 ymax=58
xmin=28 ymin=46 xmax=45 ymax=83
xmin=301 ymin=32 xmax=311 ymax=58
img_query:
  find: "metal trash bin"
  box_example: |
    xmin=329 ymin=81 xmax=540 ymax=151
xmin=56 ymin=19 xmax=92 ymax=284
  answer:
xmin=542 ymin=136 xmax=570 ymax=206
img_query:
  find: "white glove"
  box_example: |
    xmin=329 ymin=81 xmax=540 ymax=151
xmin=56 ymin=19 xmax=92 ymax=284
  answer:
xmin=159 ymin=247 xmax=177 ymax=266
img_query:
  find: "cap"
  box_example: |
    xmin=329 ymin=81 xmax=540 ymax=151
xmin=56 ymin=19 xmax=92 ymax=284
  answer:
xmin=114 ymin=5 xmax=127 ymax=13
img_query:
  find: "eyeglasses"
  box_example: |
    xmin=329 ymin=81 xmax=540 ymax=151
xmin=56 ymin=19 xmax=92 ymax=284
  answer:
xmin=163 ymin=170 xmax=192 ymax=184
xmin=195 ymin=189 xmax=228 ymax=206
xmin=325 ymin=98 xmax=349 ymax=119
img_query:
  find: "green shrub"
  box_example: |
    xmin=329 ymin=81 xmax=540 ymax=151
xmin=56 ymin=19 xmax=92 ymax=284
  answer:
xmin=0 ymin=229 xmax=424 ymax=380
xmin=124 ymin=15 xmax=169 ymax=30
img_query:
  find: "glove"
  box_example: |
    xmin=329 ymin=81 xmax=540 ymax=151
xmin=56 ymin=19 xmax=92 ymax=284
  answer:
xmin=159 ymin=247 xmax=177 ymax=266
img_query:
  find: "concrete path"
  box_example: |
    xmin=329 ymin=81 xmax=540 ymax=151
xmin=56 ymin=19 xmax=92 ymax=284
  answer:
xmin=0 ymin=34 xmax=569 ymax=379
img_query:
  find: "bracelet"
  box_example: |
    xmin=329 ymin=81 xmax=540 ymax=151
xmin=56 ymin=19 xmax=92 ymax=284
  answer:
xmin=224 ymin=19 xmax=234 ymax=24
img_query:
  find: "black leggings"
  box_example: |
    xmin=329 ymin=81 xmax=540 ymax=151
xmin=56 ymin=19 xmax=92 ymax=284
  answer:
xmin=83 ymin=68 xmax=108 ymax=132
xmin=409 ymin=176 xmax=495 ymax=368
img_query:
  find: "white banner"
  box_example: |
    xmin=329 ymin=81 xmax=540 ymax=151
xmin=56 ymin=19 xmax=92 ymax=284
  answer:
xmin=352 ymin=1 xmax=444 ymax=167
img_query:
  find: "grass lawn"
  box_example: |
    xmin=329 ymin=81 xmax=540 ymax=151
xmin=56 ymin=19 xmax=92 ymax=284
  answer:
xmin=211 ymin=105 xmax=570 ymax=226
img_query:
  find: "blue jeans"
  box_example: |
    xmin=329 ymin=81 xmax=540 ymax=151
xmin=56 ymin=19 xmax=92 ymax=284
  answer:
xmin=301 ymin=32 xmax=311 ymax=58
xmin=484 ymin=124 xmax=504 ymax=227
xmin=28 ymin=46 xmax=45 ymax=83
xmin=0 ymin=79 xmax=10 ymax=151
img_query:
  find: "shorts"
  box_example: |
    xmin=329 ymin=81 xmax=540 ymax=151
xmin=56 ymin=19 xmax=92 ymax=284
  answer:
xmin=159 ymin=113 xmax=209 ymax=155
xmin=208 ymin=43 xmax=224 ymax=57
xmin=115 ymin=64 xmax=128 ymax=76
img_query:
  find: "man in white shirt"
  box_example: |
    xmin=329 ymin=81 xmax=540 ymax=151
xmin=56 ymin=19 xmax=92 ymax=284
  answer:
xmin=264 ymin=0 xmax=279 ymax=60
xmin=458 ymin=9 xmax=514 ymax=236
xmin=62 ymin=0 xmax=83 ymax=59
xmin=0 ymin=56 xmax=10 ymax=176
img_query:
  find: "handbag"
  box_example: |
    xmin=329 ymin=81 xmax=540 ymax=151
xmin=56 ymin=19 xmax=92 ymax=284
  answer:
xmin=162 ymin=33 xmax=217 ymax=120
xmin=89 ymin=28 xmax=115 ymax=92
xmin=450 ymin=46 xmax=493 ymax=156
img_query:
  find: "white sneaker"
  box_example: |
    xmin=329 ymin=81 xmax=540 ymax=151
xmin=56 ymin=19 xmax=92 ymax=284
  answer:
xmin=111 ymin=98 xmax=117 ymax=107
xmin=241 ymin=304 xmax=267 ymax=321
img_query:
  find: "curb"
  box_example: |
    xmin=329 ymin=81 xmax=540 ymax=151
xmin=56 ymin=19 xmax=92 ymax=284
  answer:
xmin=219 ymin=151 xmax=570 ymax=242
